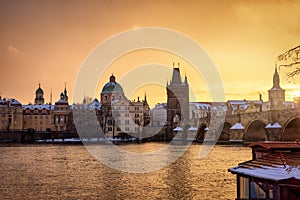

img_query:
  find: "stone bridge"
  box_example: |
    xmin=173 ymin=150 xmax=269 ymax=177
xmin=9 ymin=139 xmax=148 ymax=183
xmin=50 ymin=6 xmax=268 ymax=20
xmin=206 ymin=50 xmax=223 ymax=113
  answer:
xmin=195 ymin=107 xmax=300 ymax=142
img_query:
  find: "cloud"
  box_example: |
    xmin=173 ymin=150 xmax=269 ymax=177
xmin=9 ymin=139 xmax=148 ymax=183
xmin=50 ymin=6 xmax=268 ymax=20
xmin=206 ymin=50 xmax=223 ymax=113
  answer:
xmin=7 ymin=46 xmax=21 ymax=56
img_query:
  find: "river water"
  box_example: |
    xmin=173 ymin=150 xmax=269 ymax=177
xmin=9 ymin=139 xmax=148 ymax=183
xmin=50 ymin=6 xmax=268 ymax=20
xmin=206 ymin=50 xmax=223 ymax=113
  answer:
xmin=0 ymin=143 xmax=251 ymax=200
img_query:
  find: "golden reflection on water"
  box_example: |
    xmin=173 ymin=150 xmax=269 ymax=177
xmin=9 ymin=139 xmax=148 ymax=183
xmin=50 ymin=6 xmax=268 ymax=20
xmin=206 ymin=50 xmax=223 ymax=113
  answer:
xmin=0 ymin=143 xmax=251 ymax=199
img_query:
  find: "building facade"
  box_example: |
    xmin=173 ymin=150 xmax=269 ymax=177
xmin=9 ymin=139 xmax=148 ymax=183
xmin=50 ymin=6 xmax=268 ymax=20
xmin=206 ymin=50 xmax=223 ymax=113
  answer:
xmin=22 ymin=84 xmax=71 ymax=132
xmin=0 ymin=97 xmax=23 ymax=130
xmin=100 ymin=74 xmax=150 ymax=137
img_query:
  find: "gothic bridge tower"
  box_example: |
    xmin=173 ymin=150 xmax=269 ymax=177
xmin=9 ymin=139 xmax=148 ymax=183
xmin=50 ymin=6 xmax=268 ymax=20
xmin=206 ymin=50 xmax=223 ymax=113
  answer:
xmin=268 ymin=65 xmax=285 ymax=110
xmin=166 ymin=63 xmax=189 ymax=130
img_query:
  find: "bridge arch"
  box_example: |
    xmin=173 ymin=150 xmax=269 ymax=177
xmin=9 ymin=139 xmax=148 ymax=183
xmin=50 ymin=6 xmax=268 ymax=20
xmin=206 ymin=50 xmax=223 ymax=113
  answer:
xmin=282 ymin=117 xmax=300 ymax=141
xmin=243 ymin=120 xmax=267 ymax=142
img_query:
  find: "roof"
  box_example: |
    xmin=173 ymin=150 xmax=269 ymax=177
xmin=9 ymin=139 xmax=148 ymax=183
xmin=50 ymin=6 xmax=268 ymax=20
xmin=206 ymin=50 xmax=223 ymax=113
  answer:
xmin=173 ymin=127 xmax=183 ymax=131
xmin=249 ymin=142 xmax=300 ymax=150
xmin=55 ymin=99 xmax=69 ymax=105
xmin=101 ymin=74 xmax=124 ymax=94
xmin=229 ymin=152 xmax=300 ymax=181
xmin=101 ymin=81 xmax=124 ymax=94
xmin=36 ymin=85 xmax=44 ymax=94
xmin=230 ymin=122 xmax=245 ymax=130
xmin=23 ymin=104 xmax=54 ymax=110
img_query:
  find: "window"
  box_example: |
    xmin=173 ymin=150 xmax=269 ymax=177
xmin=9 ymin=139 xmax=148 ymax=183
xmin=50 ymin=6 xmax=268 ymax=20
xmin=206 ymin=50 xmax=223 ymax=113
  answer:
xmin=135 ymin=107 xmax=139 ymax=110
xmin=125 ymin=107 xmax=129 ymax=110
xmin=108 ymin=127 xmax=112 ymax=131
xmin=125 ymin=127 xmax=129 ymax=131
xmin=125 ymin=113 xmax=129 ymax=117
xmin=135 ymin=113 xmax=139 ymax=117
xmin=104 ymin=96 xmax=108 ymax=101
xmin=125 ymin=120 xmax=129 ymax=124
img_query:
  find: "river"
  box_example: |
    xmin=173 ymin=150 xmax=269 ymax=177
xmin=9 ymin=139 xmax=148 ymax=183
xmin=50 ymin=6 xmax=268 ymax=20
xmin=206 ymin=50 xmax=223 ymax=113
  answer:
xmin=0 ymin=143 xmax=252 ymax=199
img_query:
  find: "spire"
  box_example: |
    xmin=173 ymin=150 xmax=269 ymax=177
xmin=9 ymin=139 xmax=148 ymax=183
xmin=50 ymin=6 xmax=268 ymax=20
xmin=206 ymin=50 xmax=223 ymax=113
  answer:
xmin=63 ymin=82 xmax=68 ymax=102
xmin=50 ymin=88 xmax=52 ymax=104
xmin=110 ymin=73 xmax=116 ymax=82
xmin=83 ymin=91 xmax=86 ymax=104
xmin=273 ymin=63 xmax=281 ymax=89
xmin=184 ymin=72 xmax=188 ymax=84
xmin=144 ymin=92 xmax=147 ymax=103
xmin=64 ymin=82 xmax=67 ymax=93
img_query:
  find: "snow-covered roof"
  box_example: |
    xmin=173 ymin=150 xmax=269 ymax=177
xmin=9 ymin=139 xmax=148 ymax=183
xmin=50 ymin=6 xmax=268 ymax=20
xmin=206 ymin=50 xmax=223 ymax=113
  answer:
xmin=272 ymin=122 xmax=282 ymax=128
xmin=173 ymin=127 xmax=183 ymax=131
xmin=153 ymin=103 xmax=167 ymax=109
xmin=56 ymin=99 xmax=68 ymax=103
xmin=11 ymin=99 xmax=21 ymax=105
xmin=87 ymin=99 xmax=101 ymax=110
xmin=265 ymin=122 xmax=282 ymax=129
xmin=0 ymin=98 xmax=22 ymax=106
xmin=194 ymin=103 xmax=211 ymax=110
xmin=265 ymin=123 xmax=272 ymax=129
xmin=22 ymin=104 xmax=54 ymax=110
xmin=229 ymin=152 xmax=300 ymax=181
xmin=187 ymin=127 xmax=198 ymax=131
xmin=230 ymin=122 xmax=245 ymax=130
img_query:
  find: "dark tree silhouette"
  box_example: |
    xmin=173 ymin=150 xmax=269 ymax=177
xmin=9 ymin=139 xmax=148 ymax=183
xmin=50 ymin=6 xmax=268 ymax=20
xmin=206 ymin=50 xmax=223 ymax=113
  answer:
xmin=277 ymin=45 xmax=300 ymax=78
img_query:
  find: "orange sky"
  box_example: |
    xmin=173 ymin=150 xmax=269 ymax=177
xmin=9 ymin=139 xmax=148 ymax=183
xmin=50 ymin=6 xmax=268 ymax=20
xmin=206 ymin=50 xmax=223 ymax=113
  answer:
xmin=0 ymin=0 xmax=300 ymax=107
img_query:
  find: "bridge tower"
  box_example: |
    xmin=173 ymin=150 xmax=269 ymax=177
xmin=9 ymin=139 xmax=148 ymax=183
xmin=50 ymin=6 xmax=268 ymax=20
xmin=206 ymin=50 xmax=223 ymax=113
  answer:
xmin=268 ymin=65 xmax=285 ymax=110
xmin=166 ymin=63 xmax=189 ymax=135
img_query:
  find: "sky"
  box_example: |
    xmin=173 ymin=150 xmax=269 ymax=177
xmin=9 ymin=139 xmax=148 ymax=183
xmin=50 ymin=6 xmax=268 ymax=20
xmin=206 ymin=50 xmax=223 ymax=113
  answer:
xmin=0 ymin=0 xmax=300 ymax=107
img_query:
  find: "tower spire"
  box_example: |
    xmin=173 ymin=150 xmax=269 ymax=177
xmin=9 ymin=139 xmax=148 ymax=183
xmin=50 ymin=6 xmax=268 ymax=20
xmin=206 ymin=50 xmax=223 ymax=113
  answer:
xmin=63 ymin=82 xmax=68 ymax=102
xmin=50 ymin=88 xmax=52 ymax=104
xmin=273 ymin=63 xmax=281 ymax=89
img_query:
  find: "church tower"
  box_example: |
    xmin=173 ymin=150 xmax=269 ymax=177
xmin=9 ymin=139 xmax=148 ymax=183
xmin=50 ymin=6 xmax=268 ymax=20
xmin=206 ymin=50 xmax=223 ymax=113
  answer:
xmin=166 ymin=63 xmax=189 ymax=129
xmin=35 ymin=83 xmax=45 ymax=105
xmin=268 ymin=65 xmax=285 ymax=109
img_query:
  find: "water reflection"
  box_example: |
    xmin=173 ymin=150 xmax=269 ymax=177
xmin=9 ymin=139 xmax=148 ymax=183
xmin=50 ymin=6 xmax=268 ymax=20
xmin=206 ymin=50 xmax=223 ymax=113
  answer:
xmin=0 ymin=143 xmax=251 ymax=199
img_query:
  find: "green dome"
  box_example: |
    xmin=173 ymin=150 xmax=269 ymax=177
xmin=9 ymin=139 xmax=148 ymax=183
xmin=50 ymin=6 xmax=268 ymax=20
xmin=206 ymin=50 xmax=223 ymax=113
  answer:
xmin=101 ymin=75 xmax=124 ymax=94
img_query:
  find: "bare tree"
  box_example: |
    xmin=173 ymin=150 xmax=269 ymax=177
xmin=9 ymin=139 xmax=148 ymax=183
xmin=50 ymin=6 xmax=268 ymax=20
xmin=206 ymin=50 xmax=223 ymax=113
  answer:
xmin=277 ymin=45 xmax=300 ymax=78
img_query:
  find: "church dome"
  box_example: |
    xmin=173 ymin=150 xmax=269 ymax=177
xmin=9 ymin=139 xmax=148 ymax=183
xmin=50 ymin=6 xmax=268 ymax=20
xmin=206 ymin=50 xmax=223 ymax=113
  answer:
xmin=101 ymin=74 xmax=124 ymax=94
xmin=36 ymin=84 xmax=44 ymax=94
